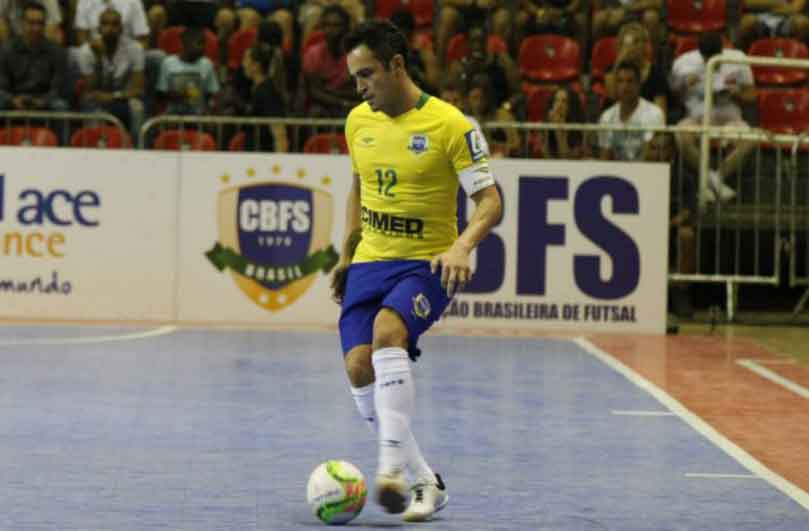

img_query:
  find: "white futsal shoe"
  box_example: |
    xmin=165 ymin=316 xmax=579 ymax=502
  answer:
xmin=375 ymin=470 xmax=409 ymax=514
xmin=402 ymin=473 xmax=449 ymax=522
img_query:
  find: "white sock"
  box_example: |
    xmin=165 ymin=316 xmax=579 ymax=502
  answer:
xmin=350 ymin=383 xmax=376 ymax=434
xmin=351 ymin=381 xmax=435 ymax=483
xmin=372 ymin=347 xmax=415 ymax=475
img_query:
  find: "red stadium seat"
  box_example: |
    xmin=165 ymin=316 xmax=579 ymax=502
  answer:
xmin=303 ymin=133 xmax=348 ymax=154
xmin=375 ymin=0 xmax=433 ymax=27
xmin=590 ymin=37 xmax=617 ymax=82
xmin=229 ymin=131 xmax=246 ymax=151
xmin=0 ymin=126 xmax=58 ymax=146
xmin=70 ymin=126 xmax=132 ymax=148
xmin=228 ymin=27 xmax=257 ymax=70
xmin=526 ymin=85 xmax=557 ymax=122
xmin=158 ymin=26 xmax=219 ymax=65
xmin=749 ymin=38 xmax=809 ymax=86
xmin=518 ymin=35 xmax=580 ymax=83
xmin=445 ymin=33 xmax=508 ymax=63
xmin=758 ymin=89 xmax=809 ymax=134
xmin=667 ymin=0 xmax=726 ymax=33
xmin=671 ymin=34 xmax=734 ymax=57
xmin=153 ymin=129 xmax=217 ymax=151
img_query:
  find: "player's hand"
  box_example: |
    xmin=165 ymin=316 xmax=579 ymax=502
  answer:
xmin=330 ymin=261 xmax=350 ymax=305
xmin=430 ymin=242 xmax=473 ymax=297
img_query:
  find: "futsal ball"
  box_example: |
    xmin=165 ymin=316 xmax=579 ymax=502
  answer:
xmin=306 ymin=460 xmax=367 ymax=525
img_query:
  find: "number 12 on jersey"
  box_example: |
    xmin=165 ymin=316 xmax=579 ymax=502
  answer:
xmin=375 ymin=168 xmax=397 ymax=197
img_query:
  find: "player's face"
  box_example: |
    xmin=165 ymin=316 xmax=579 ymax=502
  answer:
xmin=347 ymin=45 xmax=400 ymax=113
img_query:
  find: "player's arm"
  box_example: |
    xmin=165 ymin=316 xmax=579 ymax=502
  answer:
xmin=330 ymin=172 xmax=362 ymax=303
xmin=431 ymin=183 xmax=502 ymax=297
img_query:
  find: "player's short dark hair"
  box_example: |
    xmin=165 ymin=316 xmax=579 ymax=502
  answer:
xmin=344 ymin=20 xmax=409 ymax=70
xmin=389 ymin=10 xmax=415 ymax=35
xmin=615 ymin=61 xmax=641 ymax=82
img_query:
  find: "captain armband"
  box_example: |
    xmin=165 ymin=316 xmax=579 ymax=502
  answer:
xmin=458 ymin=162 xmax=496 ymax=197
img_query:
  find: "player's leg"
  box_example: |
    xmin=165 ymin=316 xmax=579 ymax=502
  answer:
xmin=344 ymin=344 xmax=375 ymax=434
xmin=378 ymin=268 xmax=451 ymax=521
xmin=369 ymin=308 xmax=413 ymax=514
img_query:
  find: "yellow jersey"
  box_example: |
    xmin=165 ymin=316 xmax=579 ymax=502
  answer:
xmin=346 ymin=94 xmax=491 ymax=263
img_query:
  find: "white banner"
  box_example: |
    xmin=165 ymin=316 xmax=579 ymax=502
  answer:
xmin=177 ymin=155 xmax=669 ymax=333
xmin=0 ymin=148 xmax=178 ymax=321
xmin=0 ymin=150 xmax=669 ymax=333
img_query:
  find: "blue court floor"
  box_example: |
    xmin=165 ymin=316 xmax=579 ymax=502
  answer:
xmin=0 ymin=325 xmax=806 ymax=530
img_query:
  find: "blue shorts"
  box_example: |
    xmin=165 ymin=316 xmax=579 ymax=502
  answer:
xmin=339 ymin=260 xmax=451 ymax=359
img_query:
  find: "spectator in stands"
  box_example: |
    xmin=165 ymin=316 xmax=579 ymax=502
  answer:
xmin=598 ymin=61 xmax=664 ymax=161
xmin=235 ymin=0 xmax=295 ymax=52
xmin=302 ymin=4 xmax=358 ymax=117
xmin=156 ymin=25 xmax=220 ymax=114
xmin=604 ymin=22 xmax=668 ymax=117
xmin=77 ymin=7 xmax=144 ymax=138
xmin=466 ymin=74 xmax=520 ymax=157
xmin=298 ymin=0 xmax=365 ymax=44
xmin=541 ymin=87 xmax=586 ymax=159
xmin=516 ymin=0 xmax=588 ymax=57
xmin=0 ymin=0 xmax=62 ymax=43
xmin=439 ymin=78 xmax=491 ymax=156
xmin=240 ymin=42 xmax=287 ymax=151
xmin=0 ymin=2 xmax=67 ymax=111
xmin=146 ymin=2 xmax=168 ymax=50
xmin=739 ymin=0 xmax=809 ymax=51
xmin=670 ymin=32 xmax=755 ymax=206
xmin=390 ymin=9 xmax=439 ymax=95
xmin=592 ymin=0 xmax=662 ymax=49
xmin=74 ymin=0 xmax=150 ymax=47
xmin=436 ymin=0 xmax=510 ymax=67
xmin=447 ymin=23 xmax=519 ymax=110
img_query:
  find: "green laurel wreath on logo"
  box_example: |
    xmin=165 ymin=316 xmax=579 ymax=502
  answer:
xmin=205 ymin=242 xmax=339 ymax=288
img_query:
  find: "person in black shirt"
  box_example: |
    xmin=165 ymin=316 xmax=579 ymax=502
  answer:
xmin=0 ymin=2 xmax=67 ymax=110
xmin=241 ymin=42 xmax=287 ymax=152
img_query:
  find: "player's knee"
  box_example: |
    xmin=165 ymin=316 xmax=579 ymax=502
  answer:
xmin=345 ymin=348 xmax=374 ymax=387
xmin=372 ymin=308 xmax=409 ymax=350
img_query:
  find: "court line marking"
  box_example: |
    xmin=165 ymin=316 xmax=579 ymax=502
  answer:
xmin=739 ymin=358 xmax=797 ymax=366
xmin=574 ymin=337 xmax=809 ymax=511
xmin=685 ymin=473 xmax=760 ymax=480
xmin=0 ymin=325 xmax=177 ymax=346
xmin=736 ymin=359 xmax=809 ymax=400
xmin=611 ymin=410 xmax=676 ymax=416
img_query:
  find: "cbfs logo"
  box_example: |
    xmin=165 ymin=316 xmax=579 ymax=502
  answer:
xmin=0 ymin=174 xmax=101 ymax=258
xmin=206 ymin=181 xmax=338 ymax=311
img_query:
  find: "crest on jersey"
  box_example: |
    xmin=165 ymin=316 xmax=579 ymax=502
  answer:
xmin=407 ymin=134 xmax=429 ymax=155
xmin=206 ymin=182 xmax=338 ymax=312
xmin=412 ymin=293 xmax=431 ymax=319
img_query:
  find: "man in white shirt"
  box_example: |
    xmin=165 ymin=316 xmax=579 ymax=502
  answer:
xmin=77 ymin=7 xmax=144 ymax=137
xmin=74 ymin=0 xmax=149 ymax=47
xmin=598 ymin=61 xmax=664 ymax=161
xmin=671 ymin=32 xmax=756 ymax=205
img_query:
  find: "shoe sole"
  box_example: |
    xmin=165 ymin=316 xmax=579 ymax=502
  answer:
xmin=376 ymin=477 xmax=408 ymax=514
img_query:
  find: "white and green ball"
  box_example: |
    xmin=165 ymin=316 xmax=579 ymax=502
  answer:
xmin=306 ymin=460 xmax=367 ymax=525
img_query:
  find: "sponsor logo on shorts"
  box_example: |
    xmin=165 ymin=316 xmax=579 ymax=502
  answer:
xmin=412 ymin=293 xmax=431 ymax=319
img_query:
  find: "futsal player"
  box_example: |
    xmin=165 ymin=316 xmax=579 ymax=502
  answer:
xmin=330 ymin=20 xmax=502 ymax=522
